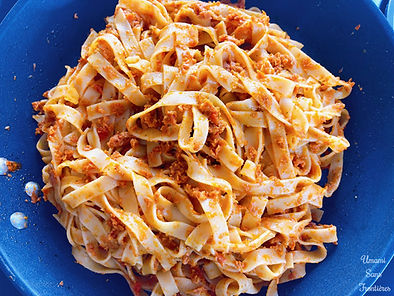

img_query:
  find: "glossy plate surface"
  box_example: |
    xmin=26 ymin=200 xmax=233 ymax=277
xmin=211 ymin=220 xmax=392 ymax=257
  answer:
xmin=0 ymin=0 xmax=393 ymax=295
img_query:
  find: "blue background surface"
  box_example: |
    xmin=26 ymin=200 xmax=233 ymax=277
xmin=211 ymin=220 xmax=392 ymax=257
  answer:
xmin=0 ymin=0 xmax=393 ymax=295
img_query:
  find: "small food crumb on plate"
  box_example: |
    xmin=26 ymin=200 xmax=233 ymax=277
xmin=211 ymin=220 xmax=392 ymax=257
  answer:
xmin=10 ymin=212 xmax=28 ymax=229
xmin=355 ymin=24 xmax=361 ymax=30
xmin=58 ymin=280 xmax=64 ymax=287
xmin=74 ymin=13 xmax=79 ymax=19
xmin=4 ymin=126 xmax=10 ymax=130
xmin=6 ymin=160 xmax=21 ymax=172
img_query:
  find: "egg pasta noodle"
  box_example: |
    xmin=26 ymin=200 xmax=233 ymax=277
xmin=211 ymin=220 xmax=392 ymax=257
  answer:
xmin=32 ymin=0 xmax=353 ymax=295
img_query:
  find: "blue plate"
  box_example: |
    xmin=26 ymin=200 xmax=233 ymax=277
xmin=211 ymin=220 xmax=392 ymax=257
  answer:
xmin=0 ymin=0 xmax=393 ymax=295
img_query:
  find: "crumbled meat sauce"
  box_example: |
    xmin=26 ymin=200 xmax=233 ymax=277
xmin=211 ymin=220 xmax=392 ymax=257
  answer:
xmin=158 ymin=233 xmax=179 ymax=251
xmin=308 ymin=141 xmax=324 ymax=154
xmin=161 ymin=110 xmax=178 ymax=134
xmin=30 ymin=190 xmax=41 ymax=204
xmin=123 ymin=9 xmax=144 ymax=28
xmin=268 ymin=53 xmax=294 ymax=73
xmin=300 ymin=233 xmax=311 ymax=242
xmin=197 ymin=98 xmax=226 ymax=156
xmin=225 ymin=12 xmax=247 ymax=34
xmin=208 ymin=136 xmax=225 ymax=157
xmin=189 ymin=286 xmax=213 ymax=296
xmin=140 ymin=104 xmax=162 ymax=129
xmin=68 ymin=133 xmax=79 ymax=145
xmin=36 ymin=111 xmax=56 ymax=135
xmin=301 ymin=58 xmax=316 ymax=71
xmin=82 ymin=160 xmax=97 ymax=175
xmin=256 ymin=59 xmax=274 ymax=76
xmin=332 ymin=102 xmax=345 ymax=113
xmin=101 ymin=214 xmax=125 ymax=250
xmin=6 ymin=161 xmax=21 ymax=172
xmin=179 ymin=49 xmax=197 ymax=72
xmin=130 ymin=137 xmax=139 ymax=149
xmin=264 ymin=235 xmax=286 ymax=255
xmin=292 ymin=154 xmax=306 ymax=170
xmin=245 ymin=146 xmax=257 ymax=161
xmin=185 ymin=184 xmax=221 ymax=201
xmin=287 ymin=235 xmax=298 ymax=250
xmin=152 ymin=141 xmax=175 ymax=156
xmin=96 ymin=116 xmax=114 ymax=141
xmin=190 ymin=2 xmax=213 ymax=20
xmin=235 ymin=259 xmax=244 ymax=271
xmin=232 ymin=22 xmax=252 ymax=44
xmin=110 ymin=102 xmax=128 ymax=116
xmin=41 ymin=186 xmax=50 ymax=202
xmin=218 ymin=34 xmax=244 ymax=46
xmin=107 ymin=132 xmax=132 ymax=149
xmin=224 ymin=60 xmax=247 ymax=76
xmin=104 ymin=25 xmax=120 ymax=38
xmin=49 ymin=129 xmax=74 ymax=164
xmin=190 ymin=265 xmax=206 ymax=284
xmin=61 ymin=149 xmax=75 ymax=162
xmin=32 ymin=100 xmax=46 ymax=113
xmin=168 ymin=155 xmax=189 ymax=184
xmin=254 ymin=164 xmax=265 ymax=182
xmin=198 ymin=99 xmax=222 ymax=128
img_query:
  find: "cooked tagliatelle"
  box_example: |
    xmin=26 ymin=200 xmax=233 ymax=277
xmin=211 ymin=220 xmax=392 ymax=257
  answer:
xmin=32 ymin=0 xmax=353 ymax=295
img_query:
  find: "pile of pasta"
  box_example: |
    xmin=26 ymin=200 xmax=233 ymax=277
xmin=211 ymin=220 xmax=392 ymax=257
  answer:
xmin=33 ymin=0 xmax=353 ymax=295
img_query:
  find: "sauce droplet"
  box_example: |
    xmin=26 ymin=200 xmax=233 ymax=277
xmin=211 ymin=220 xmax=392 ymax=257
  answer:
xmin=25 ymin=181 xmax=40 ymax=197
xmin=0 ymin=158 xmax=8 ymax=175
xmin=10 ymin=212 xmax=28 ymax=229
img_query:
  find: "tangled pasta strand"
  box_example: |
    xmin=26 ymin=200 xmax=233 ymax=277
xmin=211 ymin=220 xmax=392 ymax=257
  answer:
xmin=33 ymin=1 xmax=353 ymax=295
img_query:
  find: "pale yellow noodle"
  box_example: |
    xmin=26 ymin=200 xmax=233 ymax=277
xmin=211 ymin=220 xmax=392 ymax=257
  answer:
xmin=33 ymin=0 xmax=353 ymax=295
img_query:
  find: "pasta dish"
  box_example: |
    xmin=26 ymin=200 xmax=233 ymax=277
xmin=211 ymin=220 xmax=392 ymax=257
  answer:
xmin=32 ymin=0 xmax=353 ymax=295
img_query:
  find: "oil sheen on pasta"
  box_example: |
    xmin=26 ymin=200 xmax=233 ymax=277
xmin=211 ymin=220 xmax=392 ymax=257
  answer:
xmin=32 ymin=0 xmax=353 ymax=295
